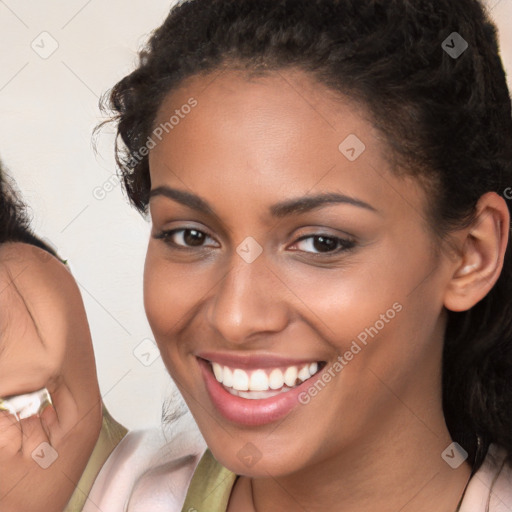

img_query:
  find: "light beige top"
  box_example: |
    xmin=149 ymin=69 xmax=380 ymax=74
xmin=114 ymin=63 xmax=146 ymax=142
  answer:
xmin=64 ymin=405 xmax=127 ymax=511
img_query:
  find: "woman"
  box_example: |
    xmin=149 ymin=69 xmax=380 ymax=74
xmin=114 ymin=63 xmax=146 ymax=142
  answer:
xmin=98 ymin=0 xmax=512 ymax=510
xmin=0 ymin=162 xmax=127 ymax=512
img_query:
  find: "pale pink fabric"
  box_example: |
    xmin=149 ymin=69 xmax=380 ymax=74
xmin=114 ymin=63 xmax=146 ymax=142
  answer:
xmin=83 ymin=413 xmax=206 ymax=512
xmin=460 ymin=444 xmax=512 ymax=512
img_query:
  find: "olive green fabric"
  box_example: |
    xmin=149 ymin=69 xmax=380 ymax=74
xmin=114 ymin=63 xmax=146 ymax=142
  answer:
xmin=64 ymin=405 xmax=128 ymax=511
xmin=181 ymin=449 xmax=238 ymax=512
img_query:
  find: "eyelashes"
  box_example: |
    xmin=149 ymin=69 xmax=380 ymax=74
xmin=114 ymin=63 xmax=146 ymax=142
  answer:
xmin=153 ymin=228 xmax=357 ymax=257
xmin=154 ymin=228 xmax=214 ymax=249
xmin=290 ymin=233 xmax=356 ymax=255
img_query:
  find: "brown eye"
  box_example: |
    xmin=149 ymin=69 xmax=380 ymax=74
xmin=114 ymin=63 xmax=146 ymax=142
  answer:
xmin=182 ymin=229 xmax=206 ymax=247
xmin=155 ymin=228 xmax=217 ymax=249
xmin=292 ymin=234 xmax=356 ymax=255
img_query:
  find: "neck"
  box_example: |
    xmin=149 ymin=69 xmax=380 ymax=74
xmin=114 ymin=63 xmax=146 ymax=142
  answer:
xmin=232 ymin=405 xmax=472 ymax=512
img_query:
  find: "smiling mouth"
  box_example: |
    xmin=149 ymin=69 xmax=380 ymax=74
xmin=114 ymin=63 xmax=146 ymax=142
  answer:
xmin=204 ymin=359 xmax=326 ymax=400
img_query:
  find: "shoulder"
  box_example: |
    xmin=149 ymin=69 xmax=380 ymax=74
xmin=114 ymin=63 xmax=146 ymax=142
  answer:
xmin=460 ymin=444 xmax=512 ymax=512
xmin=84 ymin=414 xmax=207 ymax=512
xmin=488 ymin=445 xmax=512 ymax=511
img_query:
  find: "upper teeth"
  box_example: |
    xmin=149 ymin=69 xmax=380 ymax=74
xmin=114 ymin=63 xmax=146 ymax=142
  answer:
xmin=211 ymin=362 xmax=319 ymax=392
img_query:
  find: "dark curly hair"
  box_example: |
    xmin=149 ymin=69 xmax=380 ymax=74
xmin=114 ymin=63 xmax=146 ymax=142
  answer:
xmin=102 ymin=0 xmax=512 ymax=471
xmin=0 ymin=160 xmax=58 ymax=256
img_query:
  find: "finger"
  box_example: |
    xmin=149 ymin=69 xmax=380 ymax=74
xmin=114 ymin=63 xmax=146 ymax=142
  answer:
xmin=0 ymin=380 xmax=78 ymax=453
xmin=44 ymin=380 xmax=79 ymax=441
xmin=18 ymin=415 xmax=51 ymax=458
xmin=0 ymin=410 xmax=22 ymax=457
xmin=39 ymin=404 xmax=58 ymax=444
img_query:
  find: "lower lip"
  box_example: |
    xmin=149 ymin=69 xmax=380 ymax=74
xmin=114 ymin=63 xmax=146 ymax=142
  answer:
xmin=198 ymin=358 xmax=316 ymax=426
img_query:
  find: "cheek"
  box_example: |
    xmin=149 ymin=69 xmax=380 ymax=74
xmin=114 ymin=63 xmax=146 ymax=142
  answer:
xmin=281 ymin=261 xmax=406 ymax=347
xmin=282 ymin=239 xmax=439 ymax=364
xmin=143 ymin=245 xmax=206 ymax=344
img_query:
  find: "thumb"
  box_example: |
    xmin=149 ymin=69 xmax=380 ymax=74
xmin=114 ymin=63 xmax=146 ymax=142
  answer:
xmin=40 ymin=403 xmax=58 ymax=440
xmin=43 ymin=379 xmax=80 ymax=444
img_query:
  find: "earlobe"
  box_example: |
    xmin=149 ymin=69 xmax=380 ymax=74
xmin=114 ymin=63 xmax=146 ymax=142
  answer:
xmin=443 ymin=192 xmax=510 ymax=313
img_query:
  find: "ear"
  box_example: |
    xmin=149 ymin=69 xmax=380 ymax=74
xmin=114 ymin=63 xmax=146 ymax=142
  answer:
xmin=443 ymin=192 xmax=510 ymax=312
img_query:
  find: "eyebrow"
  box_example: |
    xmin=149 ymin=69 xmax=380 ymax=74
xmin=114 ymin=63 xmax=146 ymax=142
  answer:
xmin=149 ymin=186 xmax=378 ymax=218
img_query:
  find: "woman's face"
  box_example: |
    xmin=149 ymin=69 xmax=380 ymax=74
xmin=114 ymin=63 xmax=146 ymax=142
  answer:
xmin=145 ymin=68 xmax=455 ymax=476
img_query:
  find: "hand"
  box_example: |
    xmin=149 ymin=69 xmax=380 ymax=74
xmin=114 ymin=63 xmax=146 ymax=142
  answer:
xmin=0 ymin=242 xmax=103 ymax=512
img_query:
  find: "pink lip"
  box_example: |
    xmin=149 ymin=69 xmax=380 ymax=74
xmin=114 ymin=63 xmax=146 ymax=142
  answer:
xmin=197 ymin=351 xmax=320 ymax=370
xmin=198 ymin=358 xmax=318 ymax=426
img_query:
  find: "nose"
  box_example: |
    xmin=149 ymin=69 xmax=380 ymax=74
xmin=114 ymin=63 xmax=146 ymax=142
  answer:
xmin=206 ymin=248 xmax=290 ymax=346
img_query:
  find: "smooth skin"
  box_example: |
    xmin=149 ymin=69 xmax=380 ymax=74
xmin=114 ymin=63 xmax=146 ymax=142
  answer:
xmin=0 ymin=243 xmax=102 ymax=512
xmin=144 ymin=68 xmax=509 ymax=512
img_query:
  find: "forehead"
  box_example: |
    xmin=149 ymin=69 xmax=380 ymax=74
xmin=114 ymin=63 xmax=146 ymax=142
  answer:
xmin=151 ymin=67 xmax=374 ymax=162
xmin=148 ymin=68 xmax=427 ymax=224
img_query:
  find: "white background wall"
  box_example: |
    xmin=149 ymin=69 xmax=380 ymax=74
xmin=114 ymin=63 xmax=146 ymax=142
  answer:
xmin=1 ymin=0 xmax=511 ymax=431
